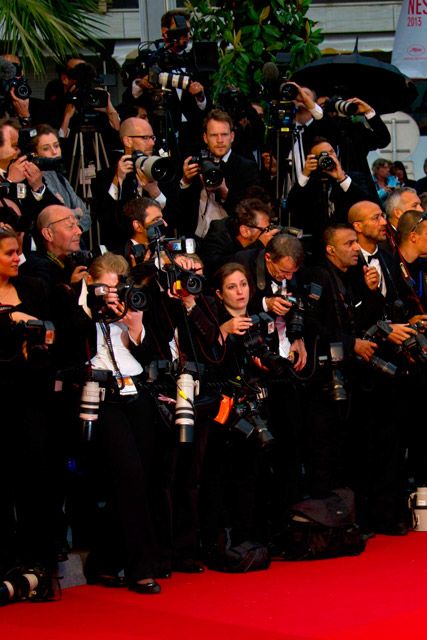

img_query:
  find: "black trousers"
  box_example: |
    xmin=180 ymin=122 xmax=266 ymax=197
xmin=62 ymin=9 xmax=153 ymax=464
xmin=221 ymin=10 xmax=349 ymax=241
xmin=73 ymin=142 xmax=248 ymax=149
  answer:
xmin=89 ymin=392 xmax=174 ymax=582
xmin=0 ymin=382 xmax=57 ymax=572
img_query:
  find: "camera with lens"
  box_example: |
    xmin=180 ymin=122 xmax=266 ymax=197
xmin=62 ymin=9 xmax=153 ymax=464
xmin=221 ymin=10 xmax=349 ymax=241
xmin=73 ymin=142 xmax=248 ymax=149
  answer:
xmin=163 ymin=262 xmax=205 ymax=296
xmin=117 ymin=277 xmax=149 ymax=312
xmin=398 ymin=321 xmax=427 ymax=366
xmin=131 ymin=151 xmax=173 ymax=182
xmin=25 ymin=153 xmax=63 ymax=172
xmin=66 ymin=62 xmax=108 ymax=111
xmin=87 ymin=277 xmax=148 ymax=322
xmin=280 ymin=82 xmax=299 ymax=101
xmin=243 ymin=313 xmax=295 ymax=376
xmin=79 ymin=368 xmax=111 ymax=442
xmin=0 ymin=565 xmax=55 ymax=605
xmin=13 ymin=319 xmax=55 ymax=366
xmin=360 ymin=321 xmax=398 ymax=376
xmin=316 ymin=151 xmax=336 ymax=172
xmin=67 ymin=246 xmax=106 ymax=270
xmin=0 ymin=58 xmax=32 ymax=105
xmin=231 ymin=394 xmax=274 ymax=450
xmin=190 ymin=151 xmax=223 ymax=189
xmin=317 ymin=341 xmax=348 ymax=402
xmin=278 ymin=294 xmax=305 ymax=340
xmin=148 ymin=63 xmax=192 ymax=92
xmin=323 ymin=97 xmax=358 ymax=117
xmin=0 ymin=180 xmax=27 ymax=204
xmin=219 ymin=88 xmax=252 ymax=122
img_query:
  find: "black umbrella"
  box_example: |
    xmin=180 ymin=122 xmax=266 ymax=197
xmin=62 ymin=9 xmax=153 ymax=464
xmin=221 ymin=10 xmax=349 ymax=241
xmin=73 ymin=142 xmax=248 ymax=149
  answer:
xmin=291 ymin=46 xmax=418 ymax=114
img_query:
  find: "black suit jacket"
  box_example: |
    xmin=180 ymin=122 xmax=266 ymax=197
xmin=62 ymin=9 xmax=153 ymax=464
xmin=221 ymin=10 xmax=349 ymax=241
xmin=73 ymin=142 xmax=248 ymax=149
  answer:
xmin=93 ymin=166 xmax=177 ymax=249
xmin=286 ymin=175 xmax=373 ymax=259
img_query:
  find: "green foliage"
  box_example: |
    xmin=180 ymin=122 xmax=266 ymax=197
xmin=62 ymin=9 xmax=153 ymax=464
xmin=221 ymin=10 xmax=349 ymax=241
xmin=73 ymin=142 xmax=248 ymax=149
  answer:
xmin=185 ymin=0 xmax=323 ymax=99
xmin=0 ymin=0 xmax=104 ymax=75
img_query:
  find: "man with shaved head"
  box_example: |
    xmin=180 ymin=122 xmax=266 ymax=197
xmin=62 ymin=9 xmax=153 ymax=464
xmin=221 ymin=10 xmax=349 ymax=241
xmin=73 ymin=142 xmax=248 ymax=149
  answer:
xmin=346 ymin=200 xmax=416 ymax=537
xmin=93 ymin=116 xmax=171 ymax=248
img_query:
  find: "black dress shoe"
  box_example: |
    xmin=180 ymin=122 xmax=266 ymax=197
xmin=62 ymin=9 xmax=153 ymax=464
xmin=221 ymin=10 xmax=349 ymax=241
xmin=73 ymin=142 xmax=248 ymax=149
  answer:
xmin=84 ymin=556 xmax=127 ymax=588
xmin=128 ymin=580 xmax=161 ymax=594
xmin=156 ymin=570 xmax=172 ymax=579
xmin=172 ymin=559 xmax=205 ymax=573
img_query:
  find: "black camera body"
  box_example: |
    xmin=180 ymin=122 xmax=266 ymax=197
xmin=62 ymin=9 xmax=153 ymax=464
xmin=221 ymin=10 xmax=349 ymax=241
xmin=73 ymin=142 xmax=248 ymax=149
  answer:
xmin=190 ymin=151 xmax=223 ymax=189
xmin=117 ymin=278 xmax=149 ymax=312
xmin=280 ymin=82 xmax=299 ymax=101
xmin=67 ymin=87 xmax=108 ymax=110
xmin=316 ymin=151 xmax=336 ymax=172
xmin=25 ymin=153 xmax=63 ymax=172
xmin=66 ymin=63 xmax=108 ymax=111
xmin=231 ymin=395 xmax=274 ymax=450
xmin=163 ymin=263 xmax=205 ymax=296
xmin=243 ymin=313 xmax=295 ymax=377
xmin=1 ymin=74 xmax=32 ymax=101
xmin=361 ymin=321 xmax=398 ymax=376
xmin=278 ymin=294 xmax=305 ymax=340
xmin=219 ymin=88 xmax=251 ymax=122
xmin=13 ymin=319 xmax=55 ymax=366
xmin=399 ymin=321 xmax=427 ymax=366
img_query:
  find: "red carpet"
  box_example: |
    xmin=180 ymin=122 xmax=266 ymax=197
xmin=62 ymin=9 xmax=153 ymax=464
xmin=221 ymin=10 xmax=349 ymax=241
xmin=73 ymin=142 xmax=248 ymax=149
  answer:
xmin=2 ymin=533 xmax=427 ymax=640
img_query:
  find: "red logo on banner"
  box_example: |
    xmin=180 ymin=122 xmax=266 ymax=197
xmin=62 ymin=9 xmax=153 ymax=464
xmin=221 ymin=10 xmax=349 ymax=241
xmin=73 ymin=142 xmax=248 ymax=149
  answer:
xmin=407 ymin=45 xmax=426 ymax=54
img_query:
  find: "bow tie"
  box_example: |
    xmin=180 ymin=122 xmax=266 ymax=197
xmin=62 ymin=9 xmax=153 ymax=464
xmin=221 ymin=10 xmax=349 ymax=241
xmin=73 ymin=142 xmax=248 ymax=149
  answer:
xmin=367 ymin=251 xmax=379 ymax=264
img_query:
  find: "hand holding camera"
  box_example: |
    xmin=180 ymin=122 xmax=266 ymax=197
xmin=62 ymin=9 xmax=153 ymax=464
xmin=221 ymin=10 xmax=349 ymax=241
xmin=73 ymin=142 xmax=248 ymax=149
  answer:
xmin=116 ymin=155 xmax=135 ymax=183
xmin=266 ymin=295 xmax=293 ymax=316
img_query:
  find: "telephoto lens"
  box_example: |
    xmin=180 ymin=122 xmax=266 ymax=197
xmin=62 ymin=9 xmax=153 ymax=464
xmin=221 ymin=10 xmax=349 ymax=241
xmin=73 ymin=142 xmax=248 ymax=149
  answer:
xmin=175 ymin=373 xmax=196 ymax=443
xmin=80 ymin=380 xmax=101 ymax=441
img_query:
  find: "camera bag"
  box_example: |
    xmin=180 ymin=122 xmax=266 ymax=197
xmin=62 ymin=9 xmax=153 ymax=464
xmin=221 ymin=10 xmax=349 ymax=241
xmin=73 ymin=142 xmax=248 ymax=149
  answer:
xmin=281 ymin=488 xmax=366 ymax=561
xmin=206 ymin=528 xmax=271 ymax=573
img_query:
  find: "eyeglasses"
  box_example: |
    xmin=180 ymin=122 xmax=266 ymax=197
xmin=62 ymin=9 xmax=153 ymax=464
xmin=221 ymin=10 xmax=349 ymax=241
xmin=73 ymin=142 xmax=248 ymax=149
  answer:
xmin=128 ymin=135 xmax=156 ymax=142
xmin=247 ymin=223 xmax=277 ymax=235
xmin=410 ymin=213 xmax=427 ymax=234
xmin=46 ymin=215 xmax=80 ymax=230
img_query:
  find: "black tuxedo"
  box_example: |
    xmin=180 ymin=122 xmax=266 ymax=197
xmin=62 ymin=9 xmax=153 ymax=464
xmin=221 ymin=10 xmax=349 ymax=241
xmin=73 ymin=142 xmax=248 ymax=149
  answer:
xmin=349 ymin=248 xmax=407 ymax=327
xmin=176 ymin=152 xmax=261 ymax=237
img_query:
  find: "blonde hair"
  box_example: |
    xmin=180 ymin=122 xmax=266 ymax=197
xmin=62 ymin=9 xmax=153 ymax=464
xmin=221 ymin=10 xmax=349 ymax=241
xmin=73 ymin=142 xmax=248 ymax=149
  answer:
xmin=89 ymin=252 xmax=129 ymax=280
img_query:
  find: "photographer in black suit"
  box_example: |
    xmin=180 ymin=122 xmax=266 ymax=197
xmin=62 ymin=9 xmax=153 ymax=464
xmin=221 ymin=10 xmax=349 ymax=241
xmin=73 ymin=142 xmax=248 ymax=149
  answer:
xmin=347 ymin=201 xmax=416 ymax=535
xmin=286 ymin=137 xmax=371 ymax=260
xmin=177 ymin=109 xmax=261 ymax=239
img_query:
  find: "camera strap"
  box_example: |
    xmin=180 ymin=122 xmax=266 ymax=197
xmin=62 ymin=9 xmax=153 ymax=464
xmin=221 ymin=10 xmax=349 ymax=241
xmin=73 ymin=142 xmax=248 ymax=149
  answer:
xmin=256 ymin=250 xmax=267 ymax=291
xmin=99 ymin=320 xmax=125 ymax=390
xmin=46 ymin=251 xmax=65 ymax=270
xmin=324 ymin=263 xmax=357 ymax=336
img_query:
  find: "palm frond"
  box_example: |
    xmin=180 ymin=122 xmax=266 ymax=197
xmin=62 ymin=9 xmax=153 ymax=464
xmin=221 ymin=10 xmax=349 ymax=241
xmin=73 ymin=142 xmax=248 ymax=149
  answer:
xmin=0 ymin=0 xmax=105 ymax=74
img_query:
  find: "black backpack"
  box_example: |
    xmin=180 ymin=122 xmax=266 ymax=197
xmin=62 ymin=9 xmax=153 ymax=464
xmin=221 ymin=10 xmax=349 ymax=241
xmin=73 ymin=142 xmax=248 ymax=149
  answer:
xmin=206 ymin=529 xmax=271 ymax=573
xmin=281 ymin=488 xmax=366 ymax=561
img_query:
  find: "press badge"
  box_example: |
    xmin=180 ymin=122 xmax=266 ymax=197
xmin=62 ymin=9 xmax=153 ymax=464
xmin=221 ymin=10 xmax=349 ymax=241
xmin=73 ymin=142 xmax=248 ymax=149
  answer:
xmin=117 ymin=375 xmax=138 ymax=396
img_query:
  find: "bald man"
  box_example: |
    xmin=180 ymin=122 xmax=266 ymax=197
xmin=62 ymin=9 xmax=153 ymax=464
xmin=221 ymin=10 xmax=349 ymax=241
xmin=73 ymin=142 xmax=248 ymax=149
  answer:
xmin=19 ymin=205 xmax=84 ymax=291
xmin=93 ymin=117 xmax=172 ymax=248
xmin=348 ymin=200 xmax=416 ymax=334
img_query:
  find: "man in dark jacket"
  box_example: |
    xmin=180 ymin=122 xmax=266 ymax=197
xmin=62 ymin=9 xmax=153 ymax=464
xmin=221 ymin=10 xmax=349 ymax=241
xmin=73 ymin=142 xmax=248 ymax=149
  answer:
xmin=177 ymin=109 xmax=261 ymax=238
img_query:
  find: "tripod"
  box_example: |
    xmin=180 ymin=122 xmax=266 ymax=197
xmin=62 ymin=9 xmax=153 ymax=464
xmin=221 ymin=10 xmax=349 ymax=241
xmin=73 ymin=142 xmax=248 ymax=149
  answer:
xmin=68 ymin=123 xmax=110 ymax=248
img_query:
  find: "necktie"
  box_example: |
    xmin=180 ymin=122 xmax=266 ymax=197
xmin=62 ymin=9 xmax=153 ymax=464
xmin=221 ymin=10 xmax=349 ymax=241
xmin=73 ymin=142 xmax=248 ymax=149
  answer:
xmin=367 ymin=251 xmax=379 ymax=263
